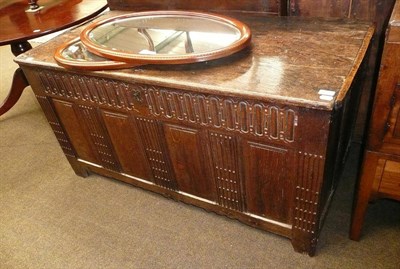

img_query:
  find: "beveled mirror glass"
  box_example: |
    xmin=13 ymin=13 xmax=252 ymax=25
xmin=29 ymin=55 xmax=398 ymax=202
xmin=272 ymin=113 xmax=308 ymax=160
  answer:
xmin=79 ymin=10 xmax=251 ymax=65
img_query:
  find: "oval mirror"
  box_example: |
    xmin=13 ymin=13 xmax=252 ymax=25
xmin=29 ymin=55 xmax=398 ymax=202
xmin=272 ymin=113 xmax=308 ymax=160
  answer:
xmin=54 ymin=37 xmax=134 ymax=70
xmin=79 ymin=10 xmax=251 ymax=65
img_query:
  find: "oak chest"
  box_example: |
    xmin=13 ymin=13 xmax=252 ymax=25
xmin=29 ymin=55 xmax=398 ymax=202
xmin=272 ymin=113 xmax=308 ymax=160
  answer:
xmin=15 ymin=12 xmax=373 ymax=255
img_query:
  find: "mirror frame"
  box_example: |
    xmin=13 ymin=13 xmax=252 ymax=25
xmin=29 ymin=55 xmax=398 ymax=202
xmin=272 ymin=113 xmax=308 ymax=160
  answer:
xmin=79 ymin=10 xmax=252 ymax=65
xmin=54 ymin=37 xmax=135 ymax=70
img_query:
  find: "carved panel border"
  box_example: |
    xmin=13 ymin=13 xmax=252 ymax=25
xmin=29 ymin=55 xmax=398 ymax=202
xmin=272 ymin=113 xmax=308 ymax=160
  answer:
xmin=143 ymin=86 xmax=297 ymax=142
xmin=293 ymin=151 xmax=324 ymax=234
xmin=36 ymin=70 xmax=140 ymax=110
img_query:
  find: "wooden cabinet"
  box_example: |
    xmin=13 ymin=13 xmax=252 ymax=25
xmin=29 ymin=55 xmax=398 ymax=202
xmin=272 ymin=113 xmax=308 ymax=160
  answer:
xmin=350 ymin=0 xmax=400 ymax=240
xmin=15 ymin=12 xmax=373 ymax=256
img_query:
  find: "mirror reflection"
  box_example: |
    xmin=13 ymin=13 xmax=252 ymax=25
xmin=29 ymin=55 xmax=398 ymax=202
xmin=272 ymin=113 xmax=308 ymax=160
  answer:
xmin=87 ymin=16 xmax=242 ymax=55
xmin=61 ymin=40 xmax=109 ymax=61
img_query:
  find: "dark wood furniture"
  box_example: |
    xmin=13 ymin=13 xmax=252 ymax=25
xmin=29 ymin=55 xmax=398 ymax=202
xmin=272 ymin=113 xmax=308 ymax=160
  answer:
xmin=350 ymin=0 xmax=400 ymax=241
xmin=0 ymin=0 xmax=107 ymax=116
xmin=15 ymin=8 xmax=374 ymax=255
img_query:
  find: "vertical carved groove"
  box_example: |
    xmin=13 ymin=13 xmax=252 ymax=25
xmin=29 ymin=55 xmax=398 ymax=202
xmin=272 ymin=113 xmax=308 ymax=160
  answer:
xmin=98 ymin=79 xmax=111 ymax=105
xmin=285 ymin=109 xmax=296 ymax=142
xmin=210 ymin=132 xmax=243 ymax=211
xmin=87 ymin=78 xmax=99 ymax=103
xmin=78 ymin=76 xmax=90 ymax=100
xmin=210 ymin=97 xmax=221 ymax=127
xmin=38 ymin=72 xmax=49 ymax=93
xmin=78 ymin=105 xmax=120 ymax=171
xmin=174 ymin=94 xmax=184 ymax=120
xmin=46 ymin=72 xmax=58 ymax=95
xmin=112 ymin=81 xmax=122 ymax=108
xmin=94 ymin=80 xmax=104 ymax=103
xmin=279 ymin=111 xmax=285 ymax=141
xmin=197 ymin=95 xmax=208 ymax=124
xmin=160 ymin=91 xmax=170 ymax=117
xmin=192 ymin=95 xmax=200 ymax=122
xmin=238 ymin=101 xmax=247 ymax=133
xmin=149 ymin=88 xmax=161 ymax=115
xmin=55 ymin=74 xmax=64 ymax=95
xmin=270 ymin=106 xmax=278 ymax=139
xmin=253 ymin=104 xmax=264 ymax=136
xmin=294 ymin=152 xmax=324 ymax=234
xmin=182 ymin=93 xmax=193 ymax=122
xmin=69 ymin=76 xmax=80 ymax=100
xmin=224 ymin=99 xmax=235 ymax=130
xmin=135 ymin=117 xmax=176 ymax=189
xmin=35 ymin=95 xmax=76 ymax=157
xmin=167 ymin=92 xmax=175 ymax=118
xmin=62 ymin=75 xmax=75 ymax=98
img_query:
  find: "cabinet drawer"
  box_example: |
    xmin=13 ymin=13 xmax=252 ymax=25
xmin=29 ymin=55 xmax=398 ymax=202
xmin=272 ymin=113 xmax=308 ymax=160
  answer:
xmin=379 ymin=160 xmax=400 ymax=199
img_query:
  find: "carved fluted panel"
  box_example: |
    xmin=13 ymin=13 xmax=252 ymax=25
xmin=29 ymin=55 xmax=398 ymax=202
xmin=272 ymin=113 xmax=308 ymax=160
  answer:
xmin=77 ymin=105 xmax=120 ymax=171
xmin=293 ymin=152 xmax=325 ymax=234
xmin=143 ymin=86 xmax=297 ymax=142
xmin=209 ymin=132 xmax=243 ymax=211
xmin=36 ymin=70 xmax=139 ymax=110
xmin=35 ymin=95 xmax=76 ymax=157
xmin=135 ymin=117 xmax=176 ymax=189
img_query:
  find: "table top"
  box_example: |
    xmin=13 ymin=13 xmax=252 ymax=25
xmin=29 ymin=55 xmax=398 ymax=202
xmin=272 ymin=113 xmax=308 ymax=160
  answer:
xmin=0 ymin=0 xmax=107 ymax=46
xmin=15 ymin=11 xmax=374 ymax=110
